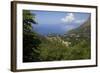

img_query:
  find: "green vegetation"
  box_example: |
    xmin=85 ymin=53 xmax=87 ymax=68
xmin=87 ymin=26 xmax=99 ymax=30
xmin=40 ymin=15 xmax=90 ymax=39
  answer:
xmin=23 ymin=10 xmax=41 ymax=62
xmin=36 ymin=35 xmax=91 ymax=61
xmin=23 ymin=10 xmax=91 ymax=62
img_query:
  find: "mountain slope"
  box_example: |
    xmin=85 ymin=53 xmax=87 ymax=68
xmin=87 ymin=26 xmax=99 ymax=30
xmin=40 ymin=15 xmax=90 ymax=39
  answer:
xmin=67 ymin=17 xmax=91 ymax=38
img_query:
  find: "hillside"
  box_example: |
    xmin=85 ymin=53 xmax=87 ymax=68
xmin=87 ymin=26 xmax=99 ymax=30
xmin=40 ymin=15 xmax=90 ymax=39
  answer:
xmin=26 ymin=17 xmax=91 ymax=62
xmin=66 ymin=17 xmax=91 ymax=38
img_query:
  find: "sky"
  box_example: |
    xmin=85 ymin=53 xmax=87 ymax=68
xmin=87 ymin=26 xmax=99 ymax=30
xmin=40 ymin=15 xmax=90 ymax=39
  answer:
xmin=30 ymin=10 xmax=90 ymax=35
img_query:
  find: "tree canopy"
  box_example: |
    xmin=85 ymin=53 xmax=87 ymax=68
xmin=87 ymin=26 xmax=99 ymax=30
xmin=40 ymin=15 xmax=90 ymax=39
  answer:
xmin=23 ymin=10 xmax=41 ymax=62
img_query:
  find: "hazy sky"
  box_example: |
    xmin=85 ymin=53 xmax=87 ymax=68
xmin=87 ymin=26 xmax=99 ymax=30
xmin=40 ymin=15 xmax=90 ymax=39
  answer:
xmin=30 ymin=10 xmax=90 ymax=35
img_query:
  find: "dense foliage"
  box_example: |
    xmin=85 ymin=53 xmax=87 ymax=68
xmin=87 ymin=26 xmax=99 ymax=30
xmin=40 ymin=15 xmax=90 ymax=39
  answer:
xmin=35 ymin=35 xmax=90 ymax=61
xmin=23 ymin=10 xmax=41 ymax=62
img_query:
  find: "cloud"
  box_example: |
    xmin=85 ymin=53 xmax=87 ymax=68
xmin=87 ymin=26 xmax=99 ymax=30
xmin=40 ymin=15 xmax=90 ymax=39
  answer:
xmin=61 ymin=13 xmax=86 ymax=24
xmin=61 ymin=13 xmax=75 ymax=23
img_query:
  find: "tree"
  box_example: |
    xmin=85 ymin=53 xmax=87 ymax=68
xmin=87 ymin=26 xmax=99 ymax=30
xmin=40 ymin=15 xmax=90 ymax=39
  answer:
xmin=23 ymin=10 xmax=41 ymax=62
